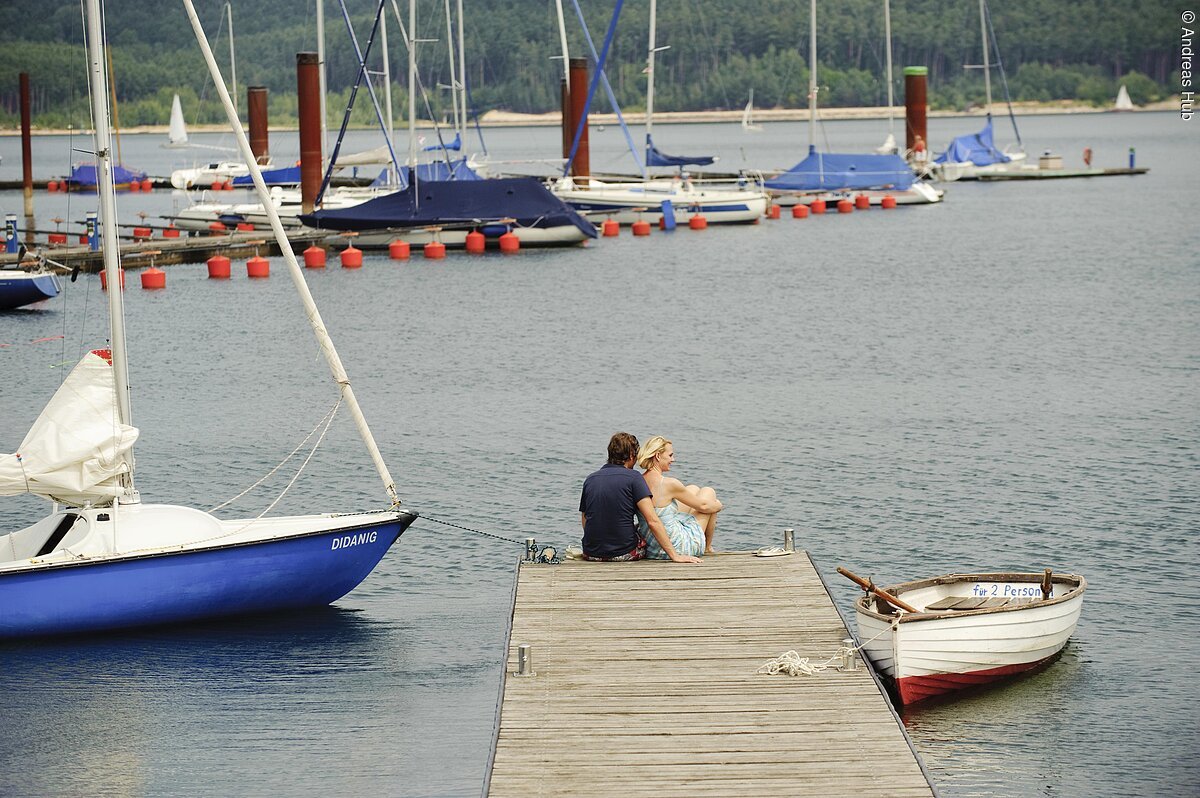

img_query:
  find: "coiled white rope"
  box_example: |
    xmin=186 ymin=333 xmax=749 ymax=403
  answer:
xmin=758 ymin=625 xmax=892 ymax=677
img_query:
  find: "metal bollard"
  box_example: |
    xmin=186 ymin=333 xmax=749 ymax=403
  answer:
xmin=839 ymin=638 xmax=858 ymax=671
xmin=783 ymin=528 xmax=795 ymax=552
xmin=86 ymin=211 xmax=100 ymax=251
xmin=4 ymin=214 xmax=16 ymax=254
xmin=524 ymin=537 xmax=537 ymax=563
xmin=516 ymin=643 xmax=535 ymax=677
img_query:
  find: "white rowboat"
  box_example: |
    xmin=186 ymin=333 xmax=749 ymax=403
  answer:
xmin=850 ymin=570 xmax=1086 ymax=705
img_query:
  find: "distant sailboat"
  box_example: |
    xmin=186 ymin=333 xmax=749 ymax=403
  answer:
xmin=1114 ymin=85 xmax=1134 ymax=112
xmin=742 ymin=90 xmax=763 ymax=132
xmin=166 ymin=93 xmax=189 ymax=148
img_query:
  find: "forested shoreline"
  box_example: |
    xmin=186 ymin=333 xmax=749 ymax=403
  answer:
xmin=0 ymin=0 xmax=1180 ymax=129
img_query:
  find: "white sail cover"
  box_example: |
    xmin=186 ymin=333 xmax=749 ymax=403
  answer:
xmin=168 ymin=94 xmax=188 ymax=146
xmin=0 ymin=350 xmax=138 ymax=505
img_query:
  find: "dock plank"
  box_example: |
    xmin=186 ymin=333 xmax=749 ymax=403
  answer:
xmin=486 ymin=552 xmax=935 ymax=798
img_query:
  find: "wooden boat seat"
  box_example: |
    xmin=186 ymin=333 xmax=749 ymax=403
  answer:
xmin=924 ymin=595 xmax=1039 ymax=611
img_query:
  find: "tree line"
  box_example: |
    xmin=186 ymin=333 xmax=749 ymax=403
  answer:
xmin=0 ymin=0 xmax=1180 ymax=129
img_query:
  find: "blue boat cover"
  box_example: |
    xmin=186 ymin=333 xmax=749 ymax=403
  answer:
xmin=366 ymin=159 xmax=483 ymax=185
xmin=422 ymin=132 xmax=462 ymax=152
xmin=933 ymin=118 xmax=1011 ymax=166
xmin=299 ymin=177 xmax=596 ymax=238
xmin=231 ymin=166 xmax=302 ymax=187
xmin=67 ymin=163 xmax=147 ymax=187
xmin=764 ymin=149 xmax=916 ymax=192
xmin=645 ymin=134 xmax=716 ymax=168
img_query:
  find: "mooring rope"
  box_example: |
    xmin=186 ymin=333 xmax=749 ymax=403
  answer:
xmin=758 ymin=625 xmax=892 ymax=677
xmin=418 ymin=514 xmax=562 ymax=563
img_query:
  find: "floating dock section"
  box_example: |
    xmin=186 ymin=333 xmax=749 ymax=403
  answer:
xmin=486 ymin=552 xmax=937 ymax=798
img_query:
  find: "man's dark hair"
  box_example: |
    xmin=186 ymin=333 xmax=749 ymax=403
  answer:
xmin=607 ymin=432 xmax=639 ymax=465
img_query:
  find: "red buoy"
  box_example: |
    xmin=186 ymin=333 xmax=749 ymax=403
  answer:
xmin=855 ymin=194 xmax=870 ymax=210
xmin=141 ymin=178 xmax=153 ymax=192
xmin=133 ymin=226 xmax=152 ymax=240
xmin=99 ymin=269 xmax=126 ymax=291
xmin=424 ymin=241 xmax=446 ymax=260
xmin=388 ymin=240 xmax=411 ymax=260
xmin=881 ymin=195 xmax=897 ymax=209
xmin=767 ymin=204 xmax=781 ymax=219
xmin=206 ymin=254 xmax=231 ymax=279
xmin=303 ymin=245 xmax=326 ymax=268
xmin=163 ymin=225 xmax=181 ymax=238
xmin=47 ymin=180 xmax=59 ymax=193
xmin=211 ymin=181 xmax=223 ymax=192
xmin=48 ymin=233 xmax=68 ymax=245
xmin=791 ymin=204 xmax=809 ymax=219
xmin=688 ymin=215 xmax=708 ymax=230
xmin=465 ymin=231 xmax=486 ymax=253
xmin=223 ymin=180 xmax=235 ymax=191
xmin=140 ymin=267 xmax=166 ymax=290
xmin=340 ymin=244 xmax=363 ymax=268
xmin=236 ymin=222 xmax=255 ymax=232
xmin=837 ymin=199 xmax=853 ymax=214
xmin=632 ymin=220 xmax=651 ymax=236
xmin=498 ymin=232 xmax=520 ymax=253
xmin=246 ymin=255 xmax=270 ymax=278
xmin=602 ymin=219 xmax=620 ymax=236
xmin=79 ymin=235 xmax=89 ymax=245
xmin=810 ymin=199 xmax=826 ymax=214
xmin=128 ymin=180 xmax=141 ymax=193
xmin=208 ymin=222 xmax=227 ymax=235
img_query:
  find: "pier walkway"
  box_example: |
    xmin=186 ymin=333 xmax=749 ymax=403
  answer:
xmin=486 ymin=552 xmax=936 ymax=798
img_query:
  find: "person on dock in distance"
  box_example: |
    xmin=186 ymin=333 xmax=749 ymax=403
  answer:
xmin=579 ymin=432 xmax=702 ymax=564
xmin=636 ymin=435 xmax=722 ymax=558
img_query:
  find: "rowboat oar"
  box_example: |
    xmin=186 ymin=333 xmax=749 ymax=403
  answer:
xmin=837 ymin=567 xmax=920 ymax=614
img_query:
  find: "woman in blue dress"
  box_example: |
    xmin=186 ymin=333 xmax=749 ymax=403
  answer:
xmin=634 ymin=436 xmax=723 ymax=558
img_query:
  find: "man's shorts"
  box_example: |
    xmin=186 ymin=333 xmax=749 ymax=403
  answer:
xmin=581 ymin=537 xmax=647 ymax=562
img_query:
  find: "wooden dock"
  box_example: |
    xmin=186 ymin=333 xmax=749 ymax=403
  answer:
xmin=0 ymin=229 xmax=333 ymax=271
xmin=977 ymin=166 xmax=1149 ymax=180
xmin=486 ymin=552 xmax=937 ymax=798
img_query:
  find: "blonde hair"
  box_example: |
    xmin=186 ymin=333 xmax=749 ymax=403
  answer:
xmin=636 ymin=435 xmax=672 ymax=470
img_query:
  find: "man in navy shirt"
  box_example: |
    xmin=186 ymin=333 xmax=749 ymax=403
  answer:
xmin=579 ymin=432 xmax=702 ymax=563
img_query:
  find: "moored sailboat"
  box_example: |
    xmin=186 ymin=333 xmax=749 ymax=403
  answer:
xmin=0 ymin=0 xmax=416 ymax=640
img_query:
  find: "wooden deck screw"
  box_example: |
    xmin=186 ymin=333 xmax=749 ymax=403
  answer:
xmin=516 ymin=644 xmax=535 ymax=677
xmin=783 ymin=528 xmax=795 ymax=552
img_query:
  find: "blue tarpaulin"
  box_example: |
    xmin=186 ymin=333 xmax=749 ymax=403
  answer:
xmin=422 ymin=132 xmax=462 ymax=152
xmin=645 ymin=134 xmax=716 ymax=168
xmin=764 ymin=148 xmax=915 ymax=192
xmin=67 ymin=163 xmax=147 ymax=188
xmin=933 ymin=118 xmax=1011 ymax=166
xmin=299 ymin=177 xmax=596 ymax=238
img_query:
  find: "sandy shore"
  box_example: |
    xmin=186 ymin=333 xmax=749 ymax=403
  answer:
xmin=0 ymin=99 xmax=1178 ymax=136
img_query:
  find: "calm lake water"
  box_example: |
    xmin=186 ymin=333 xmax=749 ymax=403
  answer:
xmin=1 ymin=111 xmax=1197 ymax=797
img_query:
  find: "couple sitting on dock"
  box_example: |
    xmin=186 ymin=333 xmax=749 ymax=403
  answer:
xmin=578 ymin=432 xmax=723 ymax=564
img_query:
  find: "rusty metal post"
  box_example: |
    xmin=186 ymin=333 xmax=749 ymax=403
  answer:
xmin=568 ymin=57 xmax=590 ymax=186
xmin=296 ymin=53 xmax=322 ymax=214
xmin=248 ymin=86 xmax=269 ymax=164
xmin=904 ymin=66 xmax=928 ymax=154
xmin=560 ymin=78 xmax=571 ymax=165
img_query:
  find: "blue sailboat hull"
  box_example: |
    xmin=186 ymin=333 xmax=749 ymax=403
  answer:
xmin=0 ymin=515 xmax=413 ymax=639
xmin=0 ymin=272 xmax=61 ymax=310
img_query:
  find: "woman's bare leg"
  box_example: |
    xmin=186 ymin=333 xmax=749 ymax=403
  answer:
xmin=683 ymin=485 xmax=719 ymax=553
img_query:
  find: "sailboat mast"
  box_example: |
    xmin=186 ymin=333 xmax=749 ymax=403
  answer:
xmin=808 ymin=0 xmax=817 ymax=152
xmin=382 ymin=12 xmax=396 ymax=185
xmin=443 ymin=0 xmax=461 ymax=137
xmin=85 ymin=0 xmax=136 ymax=494
xmin=408 ymin=0 xmax=418 ymax=178
xmin=227 ymin=2 xmax=237 ymax=117
xmin=457 ymin=0 xmax=468 ymax=139
xmin=554 ymin=0 xmax=570 ymax=82
xmin=645 ymin=0 xmax=657 ymax=166
xmin=183 ymin=0 xmax=401 ymax=507
xmin=318 ymin=0 xmax=329 ymax=162
xmin=979 ymin=0 xmax=992 ymax=114
xmin=884 ymin=0 xmax=894 ymax=136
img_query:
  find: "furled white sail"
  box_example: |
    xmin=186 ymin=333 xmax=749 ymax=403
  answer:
xmin=168 ymin=93 xmax=188 ymax=147
xmin=1114 ymin=85 xmax=1134 ymax=111
xmin=0 ymin=350 xmax=138 ymax=506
